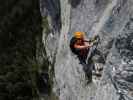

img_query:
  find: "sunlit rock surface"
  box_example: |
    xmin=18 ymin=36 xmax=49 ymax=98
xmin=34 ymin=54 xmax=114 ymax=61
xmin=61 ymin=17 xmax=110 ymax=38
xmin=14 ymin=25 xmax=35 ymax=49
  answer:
xmin=40 ymin=0 xmax=133 ymax=100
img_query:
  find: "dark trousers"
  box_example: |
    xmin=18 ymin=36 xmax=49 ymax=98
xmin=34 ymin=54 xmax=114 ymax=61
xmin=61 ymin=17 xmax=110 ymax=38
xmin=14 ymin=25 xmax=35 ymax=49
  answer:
xmin=75 ymin=48 xmax=92 ymax=80
xmin=75 ymin=48 xmax=89 ymax=64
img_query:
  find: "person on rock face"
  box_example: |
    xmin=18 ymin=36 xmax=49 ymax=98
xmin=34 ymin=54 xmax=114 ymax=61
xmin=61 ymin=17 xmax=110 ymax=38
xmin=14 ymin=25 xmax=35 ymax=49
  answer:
xmin=70 ymin=31 xmax=95 ymax=83
xmin=70 ymin=31 xmax=94 ymax=64
xmin=70 ymin=32 xmax=104 ymax=83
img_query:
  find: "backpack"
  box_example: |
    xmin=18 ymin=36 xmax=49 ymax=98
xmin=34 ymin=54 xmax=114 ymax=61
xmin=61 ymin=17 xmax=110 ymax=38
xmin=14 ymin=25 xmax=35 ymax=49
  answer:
xmin=69 ymin=37 xmax=77 ymax=54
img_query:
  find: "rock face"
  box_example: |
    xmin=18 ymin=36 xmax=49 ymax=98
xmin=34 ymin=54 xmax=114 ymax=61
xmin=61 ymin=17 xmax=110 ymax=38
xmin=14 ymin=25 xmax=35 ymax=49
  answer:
xmin=40 ymin=0 xmax=133 ymax=100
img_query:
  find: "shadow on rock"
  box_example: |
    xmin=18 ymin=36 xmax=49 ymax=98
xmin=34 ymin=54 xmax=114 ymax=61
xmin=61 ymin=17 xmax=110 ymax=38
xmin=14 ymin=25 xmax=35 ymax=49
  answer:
xmin=37 ymin=72 xmax=51 ymax=94
xmin=41 ymin=0 xmax=62 ymax=32
xmin=68 ymin=0 xmax=82 ymax=8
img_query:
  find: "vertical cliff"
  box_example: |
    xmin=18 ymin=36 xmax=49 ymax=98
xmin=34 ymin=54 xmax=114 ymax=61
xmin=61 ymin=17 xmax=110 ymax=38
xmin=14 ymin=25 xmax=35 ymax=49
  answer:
xmin=40 ymin=0 xmax=133 ymax=100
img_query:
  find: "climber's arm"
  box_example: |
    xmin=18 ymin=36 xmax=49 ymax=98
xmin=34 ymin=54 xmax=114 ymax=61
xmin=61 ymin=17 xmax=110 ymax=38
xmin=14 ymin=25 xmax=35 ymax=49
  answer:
xmin=74 ymin=43 xmax=93 ymax=49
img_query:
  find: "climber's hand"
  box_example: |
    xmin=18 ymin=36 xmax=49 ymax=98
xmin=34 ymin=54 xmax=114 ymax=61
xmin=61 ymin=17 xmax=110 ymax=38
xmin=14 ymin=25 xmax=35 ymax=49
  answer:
xmin=89 ymin=42 xmax=93 ymax=47
xmin=86 ymin=42 xmax=93 ymax=48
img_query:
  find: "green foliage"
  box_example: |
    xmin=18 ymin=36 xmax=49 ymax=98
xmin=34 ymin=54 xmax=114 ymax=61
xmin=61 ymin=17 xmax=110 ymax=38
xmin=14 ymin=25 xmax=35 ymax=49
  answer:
xmin=0 ymin=0 xmax=42 ymax=99
xmin=0 ymin=0 xmax=59 ymax=99
xmin=42 ymin=16 xmax=51 ymax=38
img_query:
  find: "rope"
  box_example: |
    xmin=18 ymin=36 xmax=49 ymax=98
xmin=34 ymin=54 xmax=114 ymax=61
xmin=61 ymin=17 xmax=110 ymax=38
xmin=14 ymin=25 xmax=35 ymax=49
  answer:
xmin=86 ymin=35 xmax=100 ymax=64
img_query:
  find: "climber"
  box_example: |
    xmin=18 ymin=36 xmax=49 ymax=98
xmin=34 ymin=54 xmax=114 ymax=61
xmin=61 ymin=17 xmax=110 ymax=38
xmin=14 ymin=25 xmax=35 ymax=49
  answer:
xmin=70 ymin=32 xmax=94 ymax=64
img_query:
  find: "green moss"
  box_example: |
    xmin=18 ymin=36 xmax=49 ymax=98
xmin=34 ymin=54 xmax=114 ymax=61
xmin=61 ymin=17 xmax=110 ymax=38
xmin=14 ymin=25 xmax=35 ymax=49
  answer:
xmin=36 ymin=45 xmax=59 ymax=100
xmin=42 ymin=16 xmax=51 ymax=38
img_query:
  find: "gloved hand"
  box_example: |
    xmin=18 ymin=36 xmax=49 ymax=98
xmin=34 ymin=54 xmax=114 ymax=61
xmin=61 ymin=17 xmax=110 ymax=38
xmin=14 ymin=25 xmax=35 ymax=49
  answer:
xmin=90 ymin=35 xmax=99 ymax=44
xmin=86 ymin=42 xmax=93 ymax=48
xmin=90 ymin=42 xmax=94 ymax=47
